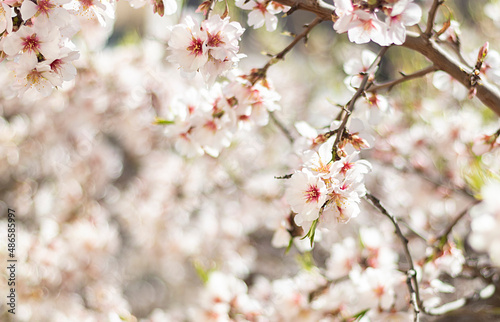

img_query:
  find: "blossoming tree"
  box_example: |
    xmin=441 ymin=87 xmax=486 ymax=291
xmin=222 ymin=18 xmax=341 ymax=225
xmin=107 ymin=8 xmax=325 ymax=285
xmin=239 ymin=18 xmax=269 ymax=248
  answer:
xmin=1 ymin=0 xmax=500 ymax=321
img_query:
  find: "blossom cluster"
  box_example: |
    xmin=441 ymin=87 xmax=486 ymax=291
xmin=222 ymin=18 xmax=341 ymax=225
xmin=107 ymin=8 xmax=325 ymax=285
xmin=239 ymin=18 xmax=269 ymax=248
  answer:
xmin=235 ymin=0 xmax=290 ymax=32
xmin=333 ymin=0 xmax=422 ymax=46
xmin=167 ymin=14 xmax=245 ymax=84
xmin=160 ymin=70 xmax=280 ymax=157
xmin=0 ymin=0 xmax=83 ymax=98
xmin=285 ymin=137 xmax=371 ymax=236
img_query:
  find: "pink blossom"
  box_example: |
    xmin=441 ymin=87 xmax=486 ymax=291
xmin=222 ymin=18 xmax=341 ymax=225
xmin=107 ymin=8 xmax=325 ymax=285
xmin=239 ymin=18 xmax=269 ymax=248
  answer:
xmin=384 ymin=0 xmax=422 ymax=45
xmin=235 ymin=0 xmax=289 ymax=32
xmin=286 ymin=169 xmax=328 ymax=225
xmin=3 ymin=23 xmax=60 ymax=62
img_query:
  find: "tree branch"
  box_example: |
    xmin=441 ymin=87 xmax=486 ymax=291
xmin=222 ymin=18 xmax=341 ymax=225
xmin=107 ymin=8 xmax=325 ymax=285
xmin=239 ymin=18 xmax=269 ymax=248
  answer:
xmin=365 ymin=192 xmax=422 ymax=321
xmin=269 ymin=111 xmax=295 ymax=143
xmin=367 ymin=65 xmax=438 ymax=93
xmin=274 ymin=0 xmax=335 ymax=21
xmin=425 ymin=0 xmax=444 ymax=36
xmin=251 ymin=17 xmax=323 ymax=84
xmin=332 ymin=47 xmax=389 ymax=157
xmin=403 ymin=32 xmax=500 ymax=116
xmin=270 ymin=0 xmax=500 ymax=117
xmin=431 ymin=200 xmax=480 ymax=248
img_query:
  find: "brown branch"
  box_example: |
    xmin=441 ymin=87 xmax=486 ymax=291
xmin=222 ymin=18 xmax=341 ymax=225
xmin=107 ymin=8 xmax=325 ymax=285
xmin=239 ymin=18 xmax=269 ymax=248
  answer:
xmin=270 ymin=0 xmax=500 ymax=117
xmin=431 ymin=200 xmax=480 ymax=247
xmin=403 ymin=32 xmax=500 ymax=116
xmin=269 ymin=111 xmax=294 ymax=143
xmin=273 ymin=0 xmax=335 ymax=21
xmin=365 ymin=192 xmax=422 ymax=321
xmin=332 ymin=47 xmax=389 ymax=157
xmin=425 ymin=0 xmax=444 ymax=36
xmin=252 ymin=17 xmax=323 ymax=84
xmin=367 ymin=65 xmax=438 ymax=93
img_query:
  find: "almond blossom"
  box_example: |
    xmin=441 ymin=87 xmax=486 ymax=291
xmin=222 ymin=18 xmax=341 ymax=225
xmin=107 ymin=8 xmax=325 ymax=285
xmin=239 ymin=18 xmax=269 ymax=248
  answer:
xmin=167 ymin=15 xmax=245 ymax=84
xmin=286 ymin=169 xmax=328 ymax=225
xmin=0 ymin=1 xmax=13 ymax=34
xmin=235 ymin=0 xmax=290 ymax=32
xmin=384 ymin=0 xmax=422 ymax=45
xmin=3 ymin=22 xmax=60 ymax=63
xmin=286 ymin=137 xmax=371 ymax=232
xmin=333 ymin=0 xmax=422 ymax=46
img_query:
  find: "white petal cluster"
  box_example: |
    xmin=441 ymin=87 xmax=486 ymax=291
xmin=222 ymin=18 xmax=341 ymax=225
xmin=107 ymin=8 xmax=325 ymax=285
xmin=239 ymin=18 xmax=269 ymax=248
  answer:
xmin=160 ymin=72 xmax=281 ymax=157
xmin=0 ymin=1 xmax=81 ymax=98
xmin=167 ymin=15 xmax=245 ymax=84
xmin=333 ymin=0 xmax=422 ymax=46
xmin=286 ymin=138 xmax=371 ymax=231
xmin=235 ymin=0 xmax=290 ymax=32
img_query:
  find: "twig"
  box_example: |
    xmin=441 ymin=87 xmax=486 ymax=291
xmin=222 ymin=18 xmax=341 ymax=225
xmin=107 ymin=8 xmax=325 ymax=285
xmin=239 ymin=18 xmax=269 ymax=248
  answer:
xmin=403 ymin=32 xmax=500 ymax=116
xmin=251 ymin=17 xmax=323 ymax=84
xmin=425 ymin=0 xmax=444 ymax=37
xmin=271 ymin=0 xmax=335 ymax=20
xmin=270 ymin=0 xmax=500 ymax=117
xmin=367 ymin=65 xmax=438 ymax=93
xmin=432 ymin=200 xmax=480 ymax=247
xmin=269 ymin=111 xmax=294 ymax=143
xmin=365 ymin=192 xmax=422 ymax=321
xmin=332 ymin=47 xmax=389 ymax=157
xmin=205 ymin=0 xmax=216 ymax=19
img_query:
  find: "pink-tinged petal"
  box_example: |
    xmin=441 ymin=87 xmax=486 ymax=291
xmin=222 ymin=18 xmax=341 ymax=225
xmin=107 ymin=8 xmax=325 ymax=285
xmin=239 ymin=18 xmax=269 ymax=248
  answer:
xmin=2 ymin=33 xmax=23 ymax=56
xmin=247 ymin=10 xmax=265 ymax=29
xmin=334 ymin=0 xmax=353 ymax=11
xmin=387 ymin=22 xmax=406 ymax=45
xmin=163 ymin=0 xmax=177 ymax=15
xmin=390 ymin=0 xmax=409 ymax=16
xmin=20 ymin=0 xmax=38 ymax=20
xmin=347 ymin=23 xmax=370 ymax=44
xmin=402 ymin=3 xmax=422 ymax=26
xmin=264 ymin=13 xmax=278 ymax=32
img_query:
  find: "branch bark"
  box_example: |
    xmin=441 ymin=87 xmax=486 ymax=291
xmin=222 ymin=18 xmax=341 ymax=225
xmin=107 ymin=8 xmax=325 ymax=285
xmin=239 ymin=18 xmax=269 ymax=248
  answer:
xmin=271 ymin=0 xmax=500 ymax=117
xmin=402 ymin=32 xmax=500 ymax=117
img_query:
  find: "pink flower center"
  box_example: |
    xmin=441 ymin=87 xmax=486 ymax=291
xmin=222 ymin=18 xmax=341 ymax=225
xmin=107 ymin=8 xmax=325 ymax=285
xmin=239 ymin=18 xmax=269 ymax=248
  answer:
xmin=26 ymin=69 xmax=43 ymax=85
xmin=363 ymin=19 xmax=375 ymax=31
xmin=50 ymin=59 xmax=63 ymax=73
xmin=304 ymin=184 xmax=321 ymax=203
xmin=187 ymin=37 xmax=204 ymax=56
xmin=340 ymin=161 xmax=353 ymax=175
xmin=204 ymin=120 xmax=217 ymax=133
xmin=207 ymin=31 xmax=224 ymax=48
xmin=37 ymin=0 xmax=56 ymax=16
xmin=255 ymin=1 xmax=267 ymax=14
xmin=22 ymin=34 xmax=41 ymax=54
xmin=373 ymin=285 xmax=385 ymax=298
xmin=79 ymin=0 xmax=94 ymax=10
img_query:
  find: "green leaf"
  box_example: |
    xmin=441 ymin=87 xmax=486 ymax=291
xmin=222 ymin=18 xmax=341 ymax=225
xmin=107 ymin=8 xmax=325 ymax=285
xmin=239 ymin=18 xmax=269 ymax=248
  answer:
xmin=193 ymin=261 xmax=215 ymax=284
xmin=352 ymin=308 xmax=370 ymax=321
xmin=153 ymin=117 xmax=175 ymax=125
xmin=295 ymin=251 xmax=316 ymax=271
xmin=301 ymin=218 xmax=318 ymax=247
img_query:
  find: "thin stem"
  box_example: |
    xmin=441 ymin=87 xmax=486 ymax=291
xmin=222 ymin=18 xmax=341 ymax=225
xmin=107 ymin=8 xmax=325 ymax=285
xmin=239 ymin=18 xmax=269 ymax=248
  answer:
xmin=433 ymin=200 xmax=480 ymax=246
xmin=252 ymin=17 xmax=323 ymax=84
xmin=332 ymin=47 xmax=389 ymax=156
xmin=365 ymin=192 xmax=422 ymax=321
xmin=205 ymin=0 xmax=216 ymax=19
xmin=269 ymin=111 xmax=294 ymax=144
xmin=270 ymin=0 xmax=500 ymax=116
xmin=367 ymin=65 xmax=438 ymax=93
xmin=425 ymin=0 xmax=444 ymax=37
